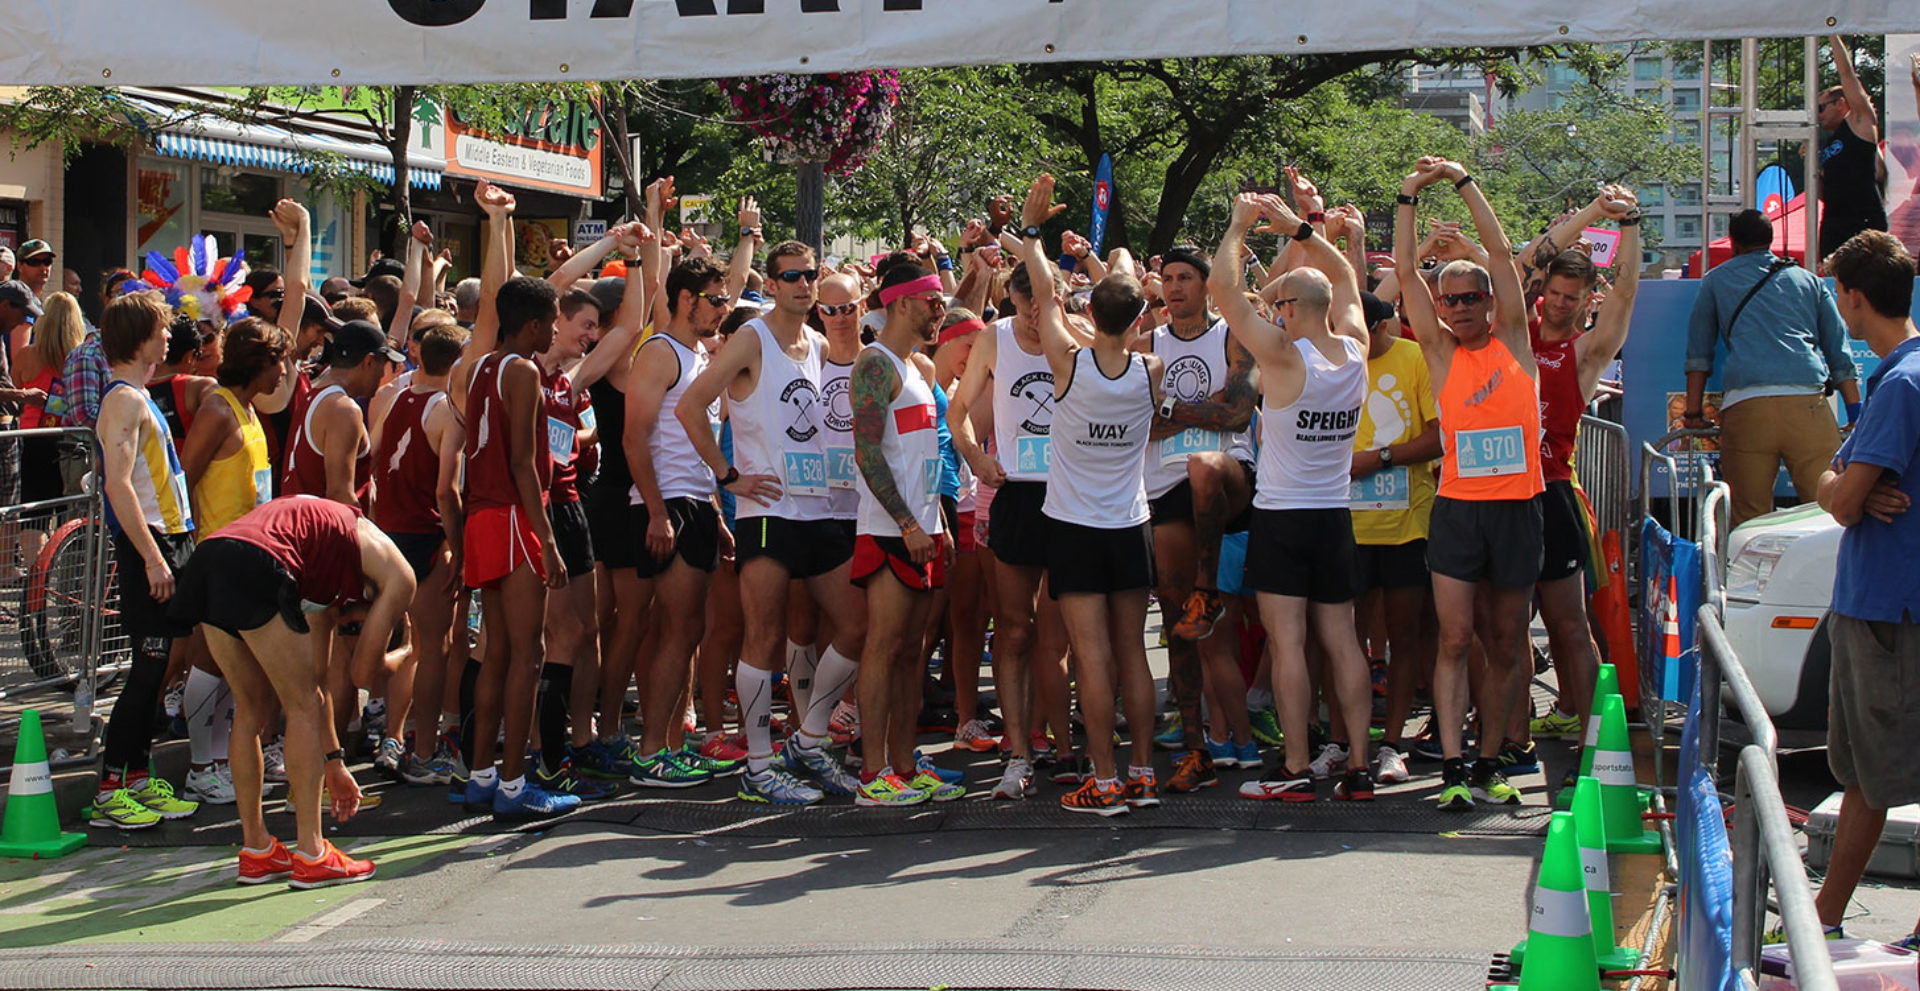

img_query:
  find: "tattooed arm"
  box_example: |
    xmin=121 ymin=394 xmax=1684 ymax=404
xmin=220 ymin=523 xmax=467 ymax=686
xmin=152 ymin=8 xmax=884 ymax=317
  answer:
xmin=851 ymin=348 xmax=933 ymax=564
xmin=1154 ymin=334 xmax=1259 ymax=439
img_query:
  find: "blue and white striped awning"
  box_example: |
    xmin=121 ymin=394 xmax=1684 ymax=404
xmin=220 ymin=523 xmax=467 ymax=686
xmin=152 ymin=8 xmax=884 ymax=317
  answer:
xmin=141 ymin=104 xmax=444 ymax=191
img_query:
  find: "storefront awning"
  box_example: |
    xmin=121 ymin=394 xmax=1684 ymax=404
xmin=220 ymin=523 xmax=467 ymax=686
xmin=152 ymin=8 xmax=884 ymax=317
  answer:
xmin=129 ymin=97 xmax=445 ymax=190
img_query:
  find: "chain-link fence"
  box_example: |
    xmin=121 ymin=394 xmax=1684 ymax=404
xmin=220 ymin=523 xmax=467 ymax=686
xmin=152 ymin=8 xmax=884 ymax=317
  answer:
xmin=0 ymin=427 xmax=115 ymax=765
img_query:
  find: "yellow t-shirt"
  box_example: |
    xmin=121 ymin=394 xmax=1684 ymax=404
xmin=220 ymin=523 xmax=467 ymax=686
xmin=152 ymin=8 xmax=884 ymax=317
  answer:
xmin=1350 ymin=337 xmax=1438 ymax=546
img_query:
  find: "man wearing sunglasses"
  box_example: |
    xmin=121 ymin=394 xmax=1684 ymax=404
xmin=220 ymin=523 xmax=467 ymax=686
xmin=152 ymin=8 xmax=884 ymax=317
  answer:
xmin=15 ymin=239 xmax=54 ymax=300
xmin=777 ymin=272 xmax=867 ymax=745
xmin=677 ymin=241 xmax=866 ymax=804
xmin=1817 ymin=35 xmax=1889 ymax=267
xmin=1395 ymin=156 xmax=1542 ymax=812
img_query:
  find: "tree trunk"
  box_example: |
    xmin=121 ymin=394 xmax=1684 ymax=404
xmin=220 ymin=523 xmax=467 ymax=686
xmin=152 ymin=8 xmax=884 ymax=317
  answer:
xmin=796 ymin=160 xmax=826 ymax=255
xmin=1147 ymin=133 xmax=1227 ymax=255
xmin=384 ymin=85 xmax=418 ymax=259
xmin=599 ymin=89 xmax=643 ymax=219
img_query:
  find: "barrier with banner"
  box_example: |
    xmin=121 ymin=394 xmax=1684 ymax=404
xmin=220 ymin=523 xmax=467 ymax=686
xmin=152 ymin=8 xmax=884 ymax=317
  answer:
xmin=1639 ymin=517 xmax=1702 ymax=714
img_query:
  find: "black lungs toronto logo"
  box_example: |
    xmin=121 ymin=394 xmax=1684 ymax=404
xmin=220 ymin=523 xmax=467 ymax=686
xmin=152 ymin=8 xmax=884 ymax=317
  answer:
xmin=1164 ymin=354 xmax=1212 ymax=402
xmin=389 ymin=0 xmax=487 ymax=26
xmin=781 ymin=379 xmax=822 ymax=443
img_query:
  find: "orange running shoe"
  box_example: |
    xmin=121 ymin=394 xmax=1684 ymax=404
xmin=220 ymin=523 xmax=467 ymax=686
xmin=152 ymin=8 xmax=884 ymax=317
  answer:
xmin=1060 ymin=777 xmax=1128 ymax=817
xmin=236 ymin=838 xmax=295 ymax=885
xmin=1125 ymin=770 xmax=1161 ymax=808
xmin=288 ymin=840 xmax=377 ymax=890
xmin=1166 ymin=748 xmax=1218 ymax=793
xmin=1168 ymin=588 xmax=1225 ymax=641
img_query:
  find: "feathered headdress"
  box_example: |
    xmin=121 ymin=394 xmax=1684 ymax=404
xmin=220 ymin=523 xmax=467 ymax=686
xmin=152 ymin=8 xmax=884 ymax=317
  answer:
xmin=128 ymin=235 xmax=252 ymax=323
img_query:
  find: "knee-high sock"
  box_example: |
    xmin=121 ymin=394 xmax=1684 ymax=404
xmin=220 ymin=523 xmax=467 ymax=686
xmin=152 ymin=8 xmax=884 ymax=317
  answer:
xmin=184 ymin=667 xmax=225 ymax=766
xmin=786 ymin=640 xmax=819 ymax=726
xmin=800 ymin=646 xmax=859 ymax=743
xmin=537 ymin=663 xmax=573 ymax=772
xmin=458 ymin=658 xmax=482 ymax=769
xmin=737 ymin=664 xmax=776 ymax=773
xmin=210 ymin=679 xmax=234 ymax=763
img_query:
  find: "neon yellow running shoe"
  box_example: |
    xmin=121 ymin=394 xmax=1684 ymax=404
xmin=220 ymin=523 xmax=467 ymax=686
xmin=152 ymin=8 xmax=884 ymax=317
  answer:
xmin=89 ymin=788 xmax=162 ymax=830
xmin=1528 ymin=708 xmax=1583 ymax=739
xmin=907 ymin=770 xmax=965 ymax=802
xmin=128 ymin=776 xmax=199 ymax=819
xmin=854 ymin=769 xmax=928 ymax=807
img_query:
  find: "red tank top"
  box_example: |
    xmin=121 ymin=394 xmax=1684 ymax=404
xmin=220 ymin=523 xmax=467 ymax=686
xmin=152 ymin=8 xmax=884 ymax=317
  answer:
xmin=283 ymin=383 xmax=372 ymax=505
xmin=464 ymin=352 xmax=550 ymax=512
xmin=217 ymin=495 xmax=366 ymax=607
xmin=372 ymin=386 xmax=446 ymax=534
xmin=20 ymin=365 xmax=54 ymax=428
xmin=1529 ymin=319 xmax=1583 ymax=483
xmin=541 ymin=364 xmax=591 ymax=504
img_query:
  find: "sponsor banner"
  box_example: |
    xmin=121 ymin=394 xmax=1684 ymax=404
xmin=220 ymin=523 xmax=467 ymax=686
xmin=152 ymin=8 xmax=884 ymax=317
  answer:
xmin=441 ymin=100 xmax=603 ymax=198
xmin=7 ymin=2 xmax=1920 ymax=86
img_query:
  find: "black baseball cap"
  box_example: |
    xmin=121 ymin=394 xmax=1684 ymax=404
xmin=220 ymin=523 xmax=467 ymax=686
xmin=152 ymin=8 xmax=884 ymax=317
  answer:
xmin=302 ymin=291 xmax=345 ymax=331
xmin=1359 ymin=291 xmax=1397 ymax=331
xmin=333 ymin=319 xmax=407 ymax=364
xmin=350 ymin=257 xmax=406 ymax=288
xmin=0 ymin=280 xmax=41 ymax=318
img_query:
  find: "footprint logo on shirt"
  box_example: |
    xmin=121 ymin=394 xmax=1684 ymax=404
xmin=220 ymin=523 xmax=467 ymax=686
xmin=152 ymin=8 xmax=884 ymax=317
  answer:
xmin=1367 ymin=373 xmax=1410 ymax=449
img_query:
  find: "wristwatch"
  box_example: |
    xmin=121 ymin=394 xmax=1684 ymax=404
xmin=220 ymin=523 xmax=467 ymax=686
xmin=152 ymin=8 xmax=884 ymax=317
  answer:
xmin=323 ymin=748 xmax=347 ymax=764
xmin=1020 ymin=225 xmax=1043 ymax=240
xmin=1377 ymin=446 xmax=1394 ymax=466
xmin=718 ymin=466 xmax=740 ymax=486
xmin=1158 ymin=395 xmax=1178 ymax=420
xmin=739 ymin=226 xmax=760 ymax=238
xmin=1294 ymin=222 xmax=1315 ymax=242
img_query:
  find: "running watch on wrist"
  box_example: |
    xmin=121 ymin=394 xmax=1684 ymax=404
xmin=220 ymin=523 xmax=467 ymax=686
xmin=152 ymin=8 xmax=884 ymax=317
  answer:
xmin=323 ymin=749 xmax=347 ymax=764
xmin=1020 ymin=225 xmax=1043 ymax=240
xmin=719 ymin=466 xmax=740 ymax=486
xmin=1378 ymin=446 xmax=1394 ymax=466
xmin=1158 ymin=395 xmax=1178 ymax=420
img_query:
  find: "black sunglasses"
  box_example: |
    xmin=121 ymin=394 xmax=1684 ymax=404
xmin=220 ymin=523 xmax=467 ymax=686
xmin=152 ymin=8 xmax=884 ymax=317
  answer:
xmin=817 ymin=301 xmax=859 ymax=316
xmin=695 ymin=290 xmax=733 ymax=306
xmin=258 ymin=290 xmax=286 ymax=301
xmin=18 ymin=257 xmax=51 ymax=267
xmin=1272 ymin=296 xmax=1297 ymax=307
xmin=773 ymin=267 xmax=820 ymax=284
xmin=1439 ymin=291 xmax=1491 ymax=307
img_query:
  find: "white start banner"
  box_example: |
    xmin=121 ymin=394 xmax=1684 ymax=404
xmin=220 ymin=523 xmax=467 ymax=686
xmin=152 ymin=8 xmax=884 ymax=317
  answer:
xmin=7 ymin=1 xmax=1920 ymax=86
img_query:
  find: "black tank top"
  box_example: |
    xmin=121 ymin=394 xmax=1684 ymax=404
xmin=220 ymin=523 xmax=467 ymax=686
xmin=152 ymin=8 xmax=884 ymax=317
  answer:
xmin=1819 ymin=119 xmax=1888 ymax=243
xmin=587 ymin=373 xmax=630 ymax=491
xmin=146 ymin=376 xmax=189 ymax=442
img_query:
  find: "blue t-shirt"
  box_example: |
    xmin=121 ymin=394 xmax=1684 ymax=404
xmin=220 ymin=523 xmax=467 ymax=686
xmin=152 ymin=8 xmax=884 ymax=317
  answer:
xmin=1832 ymin=335 xmax=1920 ymax=623
xmin=934 ymin=381 xmax=960 ymax=500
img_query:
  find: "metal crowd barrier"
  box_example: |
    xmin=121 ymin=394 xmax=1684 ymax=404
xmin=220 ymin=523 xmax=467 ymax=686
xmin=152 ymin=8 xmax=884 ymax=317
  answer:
xmin=1576 ymin=414 xmax=1630 ymax=548
xmin=0 ymin=426 xmax=115 ymax=763
xmin=1697 ymin=605 xmax=1835 ymax=989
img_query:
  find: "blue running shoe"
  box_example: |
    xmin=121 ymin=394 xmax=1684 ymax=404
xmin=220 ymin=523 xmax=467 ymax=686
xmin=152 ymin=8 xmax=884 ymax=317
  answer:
xmin=737 ymin=766 xmax=825 ymax=805
xmin=1204 ymin=735 xmax=1241 ymax=769
xmin=1496 ymin=739 xmax=1541 ymax=777
xmin=493 ymin=780 xmax=581 ymax=819
xmin=533 ymin=758 xmax=619 ymax=801
xmin=913 ymin=750 xmax=964 ymax=786
xmin=783 ymin=740 xmax=859 ymax=796
xmin=1235 ymin=740 xmax=1263 ymax=768
xmin=571 ymin=740 xmax=628 ymax=780
xmin=1152 ymin=714 xmax=1186 ymax=751
xmin=461 ymin=774 xmax=497 ymax=812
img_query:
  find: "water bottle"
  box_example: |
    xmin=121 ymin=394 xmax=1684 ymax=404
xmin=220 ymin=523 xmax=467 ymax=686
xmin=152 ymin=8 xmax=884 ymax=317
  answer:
xmin=72 ymin=677 xmax=93 ymax=736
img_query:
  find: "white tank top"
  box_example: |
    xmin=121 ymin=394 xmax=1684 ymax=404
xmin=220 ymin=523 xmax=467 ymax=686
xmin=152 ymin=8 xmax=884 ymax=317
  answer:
xmin=820 ymin=355 xmax=858 ymax=520
xmin=1256 ymin=336 xmax=1368 ymax=511
xmin=989 ymin=319 xmax=1057 ymax=483
xmin=631 ymin=333 xmax=717 ymax=503
xmin=728 ymin=319 xmax=832 ymax=520
xmin=1145 ymin=319 xmax=1257 ymax=499
xmin=855 ymin=342 xmax=945 ymax=538
xmin=1043 ymin=348 xmax=1153 ymax=528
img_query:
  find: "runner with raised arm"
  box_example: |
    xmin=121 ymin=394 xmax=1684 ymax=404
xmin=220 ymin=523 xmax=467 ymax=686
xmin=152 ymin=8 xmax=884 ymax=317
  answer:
xmin=1395 ymin=156 xmax=1541 ymax=811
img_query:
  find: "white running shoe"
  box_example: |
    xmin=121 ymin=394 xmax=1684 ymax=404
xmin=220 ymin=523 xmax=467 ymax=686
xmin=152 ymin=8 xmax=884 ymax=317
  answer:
xmin=1373 ymin=744 xmax=1411 ymax=784
xmin=1307 ymin=742 xmax=1350 ymax=780
xmin=990 ymin=757 xmax=1035 ymax=800
xmin=184 ymin=764 xmax=236 ymax=805
xmin=261 ymin=740 xmax=289 ymax=783
xmin=954 ymin=719 xmax=997 ymax=753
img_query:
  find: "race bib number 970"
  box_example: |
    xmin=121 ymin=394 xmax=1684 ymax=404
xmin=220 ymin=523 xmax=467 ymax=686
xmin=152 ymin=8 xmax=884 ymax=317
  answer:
xmin=1349 ymin=466 xmax=1410 ymax=511
xmin=1454 ymin=426 xmax=1527 ymax=477
xmin=783 ymin=451 xmax=828 ymax=497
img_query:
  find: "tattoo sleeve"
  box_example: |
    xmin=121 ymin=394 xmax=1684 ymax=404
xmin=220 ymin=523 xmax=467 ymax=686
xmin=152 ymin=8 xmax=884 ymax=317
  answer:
xmin=1169 ymin=339 xmax=1259 ymax=433
xmin=850 ymin=351 xmax=916 ymax=532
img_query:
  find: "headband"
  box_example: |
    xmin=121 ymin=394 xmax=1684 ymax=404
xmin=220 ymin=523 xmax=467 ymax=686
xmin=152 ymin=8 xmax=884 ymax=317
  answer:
xmin=937 ymin=317 xmax=986 ymax=345
xmin=878 ymin=274 xmax=944 ymax=308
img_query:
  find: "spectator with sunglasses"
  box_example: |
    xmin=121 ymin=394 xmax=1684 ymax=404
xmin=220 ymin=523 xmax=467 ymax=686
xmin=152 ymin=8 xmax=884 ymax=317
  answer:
xmin=244 ymin=267 xmax=286 ymax=324
xmin=15 ymin=239 xmax=55 ymax=300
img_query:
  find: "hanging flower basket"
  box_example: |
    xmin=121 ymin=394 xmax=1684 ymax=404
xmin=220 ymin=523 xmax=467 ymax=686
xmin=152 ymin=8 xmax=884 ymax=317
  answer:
xmin=718 ymin=71 xmax=901 ymax=175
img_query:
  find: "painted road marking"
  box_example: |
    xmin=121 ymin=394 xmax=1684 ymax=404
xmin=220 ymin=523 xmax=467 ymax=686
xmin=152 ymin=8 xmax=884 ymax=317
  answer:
xmin=276 ymin=897 xmax=385 ymax=942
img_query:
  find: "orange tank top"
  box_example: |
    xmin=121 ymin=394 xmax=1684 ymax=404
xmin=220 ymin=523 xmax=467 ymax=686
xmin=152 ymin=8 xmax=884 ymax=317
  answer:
xmin=1436 ymin=336 xmax=1545 ymax=501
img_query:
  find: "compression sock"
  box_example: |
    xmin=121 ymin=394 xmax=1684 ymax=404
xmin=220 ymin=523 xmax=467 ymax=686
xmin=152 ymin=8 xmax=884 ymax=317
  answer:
xmin=737 ymin=664 xmax=776 ymax=775
xmin=183 ymin=667 xmax=224 ymax=766
xmin=800 ymin=645 xmax=859 ymax=745
xmin=536 ymin=663 xmax=573 ymax=773
xmin=786 ymin=640 xmax=820 ymax=723
xmin=458 ymin=658 xmax=481 ymax=769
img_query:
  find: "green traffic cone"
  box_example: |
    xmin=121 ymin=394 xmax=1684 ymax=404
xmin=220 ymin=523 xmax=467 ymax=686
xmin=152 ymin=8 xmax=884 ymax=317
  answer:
xmin=0 ymin=709 xmax=86 ymax=859
xmin=1555 ymin=663 xmax=1621 ymax=810
xmin=1593 ymin=695 xmax=1662 ymax=854
xmin=1514 ymin=776 xmax=1641 ymax=973
xmin=1516 ymin=811 xmax=1601 ymax=991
